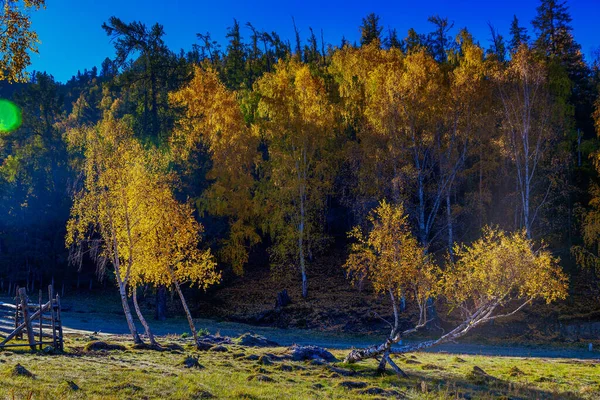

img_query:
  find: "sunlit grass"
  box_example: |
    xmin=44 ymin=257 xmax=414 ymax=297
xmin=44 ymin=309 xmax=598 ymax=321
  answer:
xmin=0 ymin=334 xmax=598 ymax=399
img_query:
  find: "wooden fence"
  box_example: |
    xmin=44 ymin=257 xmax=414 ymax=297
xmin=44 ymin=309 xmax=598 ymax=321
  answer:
xmin=0 ymin=285 xmax=63 ymax=351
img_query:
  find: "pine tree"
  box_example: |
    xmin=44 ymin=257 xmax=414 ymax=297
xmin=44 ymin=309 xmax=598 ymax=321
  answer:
xmin=487 ymin=24 xmax=507 ymax=62
xmin=304 ymin=27 xmax=320 ymax=64
xmin=385 ymin=28 xmax=404 ymax=51
xmin=427 ymin=15 xmax=454 ymax=62
xmin=405 ymin=28 xmax=425 ymax=53
xmin=532 ymin=0 xmax=586 ymax=84
xmin=223 ymin=19 xmax=247 ymax=89
xmin=102 ymin=17 xmax=180 ymax=141
xmin=508 ymin=15 xmax=530 ymax=54
xmin=359 ymin=13 xmax=383 ymax=47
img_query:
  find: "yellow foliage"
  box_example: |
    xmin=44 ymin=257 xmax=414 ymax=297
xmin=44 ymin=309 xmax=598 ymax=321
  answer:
xmin=66 ymin=112 xmax=220 ymax=291
xmin=445 ymin=228 xmax=568 ymax=309
xmin=254 ymin=59 xmax=337 ymax=278
xmin=169 ymin=66 xmax=260 ymax=274
xmin=344 ymin=200 xmax=436 ymax=301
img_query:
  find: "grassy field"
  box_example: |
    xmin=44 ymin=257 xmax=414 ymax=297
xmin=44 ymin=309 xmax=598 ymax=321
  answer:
xmin=0 ymin=334 xmax=599 ymax=400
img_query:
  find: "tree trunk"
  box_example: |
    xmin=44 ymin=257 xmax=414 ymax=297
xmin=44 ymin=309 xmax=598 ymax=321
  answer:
xmin=524 ymin=155 xmax=531 ymax=239
xmin=155 ymin=284 xmax=167 ymax=321
xmin=117 ymin=281 xmax=143 ymax=345
xmin=376 ymin=351 xmax=388 ymax=373
xmin=132 ymin=288 xmax=157 ymax=346
xmin=173 ymin=280 xmax=199 ymax=345
xmin=418 ymin=171 xmax=426 ymax=246
xmin=446 ymin=191 xmax=454 ymax=259
xmin=301 ymin=269 xmax=308 ymax=299
xmin=299 ymin=184 xmax=308 ymax=299
xmin=345 ymin=334 xmax=401 ymax=364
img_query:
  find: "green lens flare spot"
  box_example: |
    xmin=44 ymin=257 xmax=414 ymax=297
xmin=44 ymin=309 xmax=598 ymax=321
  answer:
xmin=0 ymin=99 xmax=22 ymax=133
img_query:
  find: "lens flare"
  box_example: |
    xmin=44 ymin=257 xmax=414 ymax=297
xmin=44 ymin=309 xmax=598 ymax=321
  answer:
xmin=0 ymin=99 xmax=22 ymax=133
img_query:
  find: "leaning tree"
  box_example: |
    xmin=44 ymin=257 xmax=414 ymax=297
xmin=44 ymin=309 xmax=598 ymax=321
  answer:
xmin=344 ymin=200 xmax=568 ymax=377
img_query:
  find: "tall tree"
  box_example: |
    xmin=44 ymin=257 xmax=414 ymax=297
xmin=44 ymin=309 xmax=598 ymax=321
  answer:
xmin=532 ymin=0 xmax=586 ymax=85
xmin=495 ymin=46 xmax=559 ymax=239
xmin=102 ymin=17 xmax=182 ymax=140
xmin=255 ymin=59 xmax=336 ymax=298
xmin=66 ymin=112 xmax=148 ymax=344
xmin=405 ymin=28 xmax=426 ymax=53
xmin=443 ymin=37 xmax=490 ymax=255
xmin=427 ymin=15 xmax=454 ymax=62
xmin=508 ymin=15 xmax=530 ymax=54
xmin=385 ymin=28 xmax=403 ymax=51
xmin=359 ymin=13 xmax=383 ymax=47
xmin=65 ymin=110 xmax=219 ymax=345
xmin=169 ymin=66 xmax=260 ymax=275
xmin=130 ymin=154 xmax=220 ymax=346
xmin=223 ymin=19 xmax=247 ymax=89
xmin=487 ymin=23 xmax=507 ymax=62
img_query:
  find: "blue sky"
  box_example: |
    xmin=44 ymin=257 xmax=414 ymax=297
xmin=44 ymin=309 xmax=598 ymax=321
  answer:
xmin=29 ymin=0 xmax=599 ymax=82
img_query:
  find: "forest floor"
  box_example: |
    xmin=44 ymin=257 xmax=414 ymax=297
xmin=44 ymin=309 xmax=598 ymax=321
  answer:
xmin=0 ymin=333 xmax=600 ymax=400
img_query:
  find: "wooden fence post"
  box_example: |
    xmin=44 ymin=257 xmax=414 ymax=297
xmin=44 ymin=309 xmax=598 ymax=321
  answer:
xmin=18 ymin=288 xmax=36 ymax=351
xmin=56 ymin=294 xmax=63 ymax=351
xmin=38 ymin=289 xmax=43 ymax=350
xmin=14 ymin=285 xmax=19 ymax=339
xmin=48 ymin=285 xmax=57 ymax=348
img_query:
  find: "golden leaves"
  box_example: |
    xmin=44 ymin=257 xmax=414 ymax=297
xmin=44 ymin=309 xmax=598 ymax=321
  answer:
xmin=254 ymin=59 xmax=337 ymax=269
xmin=344 ymin=200 xmax=434 ymax=300
xmin=0 ymin=0 xmax=45 ymax=82
xmin=169 ymin=66 xmax=260 ymax=275
xmin=346 ymin=208 xmax=567 ymax=311
xmin=66 ymin=113 xmax=220 ymax=290
xmin=445 ymin=227 xmax=568 ymax=307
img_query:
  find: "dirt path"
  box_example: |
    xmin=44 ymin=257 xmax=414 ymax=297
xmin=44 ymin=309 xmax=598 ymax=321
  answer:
xmin=57 ymin=307 xmax=600 ymax=360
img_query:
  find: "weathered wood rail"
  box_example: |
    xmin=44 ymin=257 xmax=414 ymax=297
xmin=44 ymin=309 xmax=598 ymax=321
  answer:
xmin=0 ymin=285 xmax=63 ymax=351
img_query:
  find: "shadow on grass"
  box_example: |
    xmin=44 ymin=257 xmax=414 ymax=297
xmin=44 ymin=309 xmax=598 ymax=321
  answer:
xmin=344 ymin=361 xmax=586 ymax=399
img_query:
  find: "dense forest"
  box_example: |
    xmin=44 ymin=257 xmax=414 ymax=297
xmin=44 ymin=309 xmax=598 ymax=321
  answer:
xmin=1 ymin=0 xmax=600 ymax=338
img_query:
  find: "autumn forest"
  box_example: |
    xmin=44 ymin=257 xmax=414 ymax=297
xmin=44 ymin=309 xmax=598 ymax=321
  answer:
xmin=1 ymin=0 xmax=600 ymax=398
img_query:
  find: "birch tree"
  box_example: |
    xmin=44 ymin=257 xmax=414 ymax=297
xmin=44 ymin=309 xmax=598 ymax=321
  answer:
xmin=361 ymin=48 xmax=446 ymax=249
xmin=66 ymin=113 xmax=150 ymax=344
xmin=344 ymin=216 xmax=568 ymax=376
xmin=441 ymin=35 xmax=489 ymax=255
xmin=332 ymin=43 xmax=477 ymax=252
xmin=495 ymin=45 xmax=557 ymax=239
xmin=255 ymin=59 xmax=336 ymax=298
xmin=343 ymin=200 xmax=435 ymax=375
xmin=132 ymin=170 xmax=220 ymax=346
xmin=66 ymin=109 xmax=220 ymax=345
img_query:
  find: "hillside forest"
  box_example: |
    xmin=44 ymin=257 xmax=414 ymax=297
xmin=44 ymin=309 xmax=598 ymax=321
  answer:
xmin=1 ymin=0 xmax=600 ymax=349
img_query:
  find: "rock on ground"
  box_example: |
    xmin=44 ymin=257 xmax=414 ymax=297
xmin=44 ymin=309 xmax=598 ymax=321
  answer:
xmin=182 ymin=356 xmax=204 ymax=369
xmin=197 ymin=334 xmax=233 ymax=350
xmin=235 ymin=333 xmax=279 ymax=347
xmin=84 ymin=341 xmax=126 ymax=352
xmin=10 ymin=364 xmax=33 ymax=377
xmin=286 ymin=344 xmax=338 ymax=362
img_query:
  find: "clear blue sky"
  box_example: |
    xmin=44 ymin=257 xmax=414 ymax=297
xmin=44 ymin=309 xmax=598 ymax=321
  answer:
xmin=29 ymin=0 xmax=599 ymax=82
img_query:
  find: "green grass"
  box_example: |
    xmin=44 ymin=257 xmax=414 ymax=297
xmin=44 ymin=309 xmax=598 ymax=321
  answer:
xmin=0 ymin=335 xmax=599 ymax=399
